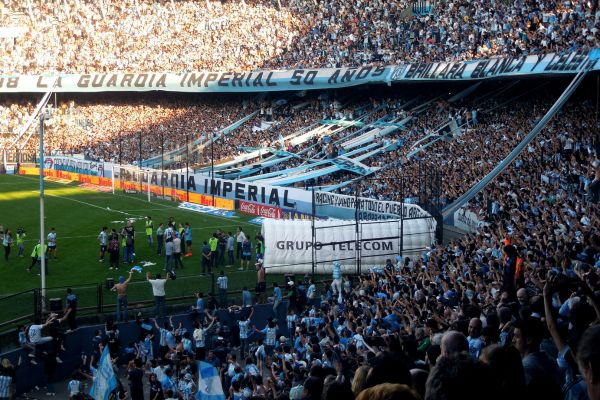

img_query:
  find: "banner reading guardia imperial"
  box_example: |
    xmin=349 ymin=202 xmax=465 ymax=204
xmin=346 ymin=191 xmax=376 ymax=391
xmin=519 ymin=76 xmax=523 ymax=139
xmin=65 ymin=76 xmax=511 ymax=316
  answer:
xmin=0 ymin=50 xmax=597 ymax=93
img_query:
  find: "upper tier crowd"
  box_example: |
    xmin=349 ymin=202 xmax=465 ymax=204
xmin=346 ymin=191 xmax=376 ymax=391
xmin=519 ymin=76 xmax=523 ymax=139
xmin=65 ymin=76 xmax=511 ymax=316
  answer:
xmin=0 ymin=0 xmax=599 ymax=73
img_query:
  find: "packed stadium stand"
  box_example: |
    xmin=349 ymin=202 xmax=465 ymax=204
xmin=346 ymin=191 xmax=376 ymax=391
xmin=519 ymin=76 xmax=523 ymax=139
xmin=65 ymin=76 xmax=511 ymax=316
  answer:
xmin=0 ymin=1 xmax=600 ymax=400
xmin=0 ymin=0 xmax=599 ymax=73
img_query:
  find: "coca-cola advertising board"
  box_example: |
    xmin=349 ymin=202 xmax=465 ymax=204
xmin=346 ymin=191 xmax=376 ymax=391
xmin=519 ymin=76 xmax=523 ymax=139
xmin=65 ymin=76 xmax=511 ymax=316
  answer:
xmin=239 ymin=200 xmax=282 ymax=219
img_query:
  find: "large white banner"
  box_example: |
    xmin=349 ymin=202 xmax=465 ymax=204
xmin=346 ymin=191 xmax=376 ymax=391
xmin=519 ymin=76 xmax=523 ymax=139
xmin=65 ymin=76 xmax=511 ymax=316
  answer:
xmin=262 ymin=218 xmax=436 ymax=274
xmin=0 ymin=51 xmax=597 ymax=93
xmin=390 ymin=50 xmax=596 ymax=81
xmin=0 ymin=66 xmax=389 ymax=93
xmin=453 ymin=208 xmax=484 ymax=233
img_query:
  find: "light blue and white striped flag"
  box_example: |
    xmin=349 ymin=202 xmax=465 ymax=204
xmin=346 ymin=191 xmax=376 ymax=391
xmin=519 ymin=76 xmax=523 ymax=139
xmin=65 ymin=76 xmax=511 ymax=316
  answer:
xmin=90 ymin=346 xmax=117 ymax=400
xmin=196 ymin=362 xmax=225 ymax=400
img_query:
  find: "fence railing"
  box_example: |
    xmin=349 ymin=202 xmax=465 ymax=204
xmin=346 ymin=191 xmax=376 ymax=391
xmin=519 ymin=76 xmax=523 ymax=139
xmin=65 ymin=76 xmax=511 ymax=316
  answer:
xmin=0 ymin=272 xmax=327 ymax=334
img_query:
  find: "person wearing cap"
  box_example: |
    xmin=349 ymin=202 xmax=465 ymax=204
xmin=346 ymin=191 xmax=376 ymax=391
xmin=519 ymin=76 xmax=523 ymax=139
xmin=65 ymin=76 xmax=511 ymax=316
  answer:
xmin=111 ymin=271 xmax=133 ymax=322
xmin=286 ymin=280 xmax=298 ymax=312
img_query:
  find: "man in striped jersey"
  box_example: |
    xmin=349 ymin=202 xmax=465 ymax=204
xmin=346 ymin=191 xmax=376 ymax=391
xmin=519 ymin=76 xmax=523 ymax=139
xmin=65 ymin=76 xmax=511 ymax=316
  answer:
xmin=255 ymin=319 xmax=278 ymax=360
xmin=0 ymin=374 xmax=11 ymax=400
xmin=67 ymin=373 xmax=83 ymax=399
xmin=238 ymin=307 xmax=254 ymax=359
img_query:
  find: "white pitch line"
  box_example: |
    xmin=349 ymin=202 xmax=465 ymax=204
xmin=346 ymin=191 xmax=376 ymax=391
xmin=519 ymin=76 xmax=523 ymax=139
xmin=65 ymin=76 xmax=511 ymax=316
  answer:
xmin=118 ymin=208 xmax=182 ymax=212
xmin=15 ymin=173 xmax=256 ymax=228
xmin=32 ymin=190 xmax=145 ymax=219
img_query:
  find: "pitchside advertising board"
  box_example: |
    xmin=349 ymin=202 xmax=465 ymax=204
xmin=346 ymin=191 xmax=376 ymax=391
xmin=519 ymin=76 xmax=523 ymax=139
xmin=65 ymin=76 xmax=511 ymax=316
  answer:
xmin=0 ymin=51 xmax=597 ymax=93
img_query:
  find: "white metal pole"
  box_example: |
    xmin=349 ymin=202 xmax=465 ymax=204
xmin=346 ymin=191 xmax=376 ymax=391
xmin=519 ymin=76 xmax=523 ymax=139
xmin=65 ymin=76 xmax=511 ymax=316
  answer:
xmin=111 ymin=167 xmax=115 ymax=194
xmin=147 ymin=169 xmax=151 ymax=202
xmin=39 ymin=113 xmax=46 ymax=313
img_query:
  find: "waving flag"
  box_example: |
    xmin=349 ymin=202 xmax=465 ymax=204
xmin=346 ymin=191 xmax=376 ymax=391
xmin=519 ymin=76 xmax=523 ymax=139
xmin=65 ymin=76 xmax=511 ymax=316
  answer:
xmin=90 ymin=346 xmax=117 ymax=400
xmin=196 ymin=362 xmax=225 ymax=400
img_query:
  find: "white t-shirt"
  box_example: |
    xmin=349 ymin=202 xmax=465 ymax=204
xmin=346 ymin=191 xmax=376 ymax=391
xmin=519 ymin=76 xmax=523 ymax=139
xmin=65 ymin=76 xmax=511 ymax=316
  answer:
xmin=98 ymin=231 xmax=108 ymax=246
xmin=236 ymin=231 xmax=247 ymax=244
xmin=173 ymin=237 xmax=181 ymax=254
xmin=47 ymin=232 xmax=57 ymax=247
xmin=149 ymin=279 xmax=167 ymax=296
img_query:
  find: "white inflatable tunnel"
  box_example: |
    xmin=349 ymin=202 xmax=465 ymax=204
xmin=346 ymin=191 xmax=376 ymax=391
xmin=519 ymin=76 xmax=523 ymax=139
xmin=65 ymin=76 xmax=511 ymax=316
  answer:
xmin=262 ymin=217 xmax=437 ymax=274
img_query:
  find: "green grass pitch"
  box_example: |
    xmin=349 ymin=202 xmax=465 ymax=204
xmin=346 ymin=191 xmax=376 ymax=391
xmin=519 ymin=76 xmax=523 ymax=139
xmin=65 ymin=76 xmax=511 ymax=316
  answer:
xmin=0 ymin=173 xmax=276 ymax=324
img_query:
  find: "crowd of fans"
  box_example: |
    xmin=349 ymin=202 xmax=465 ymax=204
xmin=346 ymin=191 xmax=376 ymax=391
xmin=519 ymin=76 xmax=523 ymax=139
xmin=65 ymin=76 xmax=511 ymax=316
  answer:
xmin=1 ymin=0 xmax=599 ymax=74
xmin=5 ymin=94 xmax=251 ymax=164
xmin=13 ymin=220 xmax=600 ymax=400
xmin=3 ymin=88 xmax=600 ymax=400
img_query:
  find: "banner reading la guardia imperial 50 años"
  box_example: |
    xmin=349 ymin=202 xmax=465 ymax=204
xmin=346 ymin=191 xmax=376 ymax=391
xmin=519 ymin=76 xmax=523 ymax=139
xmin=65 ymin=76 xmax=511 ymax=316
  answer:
xmin=0 ymin=66 xmax=389 ymax=93
xmin=0 ymin=50 xmax=597 ymax=93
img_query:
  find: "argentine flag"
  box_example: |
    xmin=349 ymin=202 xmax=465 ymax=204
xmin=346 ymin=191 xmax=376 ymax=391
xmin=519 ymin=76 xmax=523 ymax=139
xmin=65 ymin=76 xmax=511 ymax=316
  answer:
xmin=196 ymin=362 xmax=225 ymax=400
xmin=90 ymin=346 xmax=117 ymax=400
